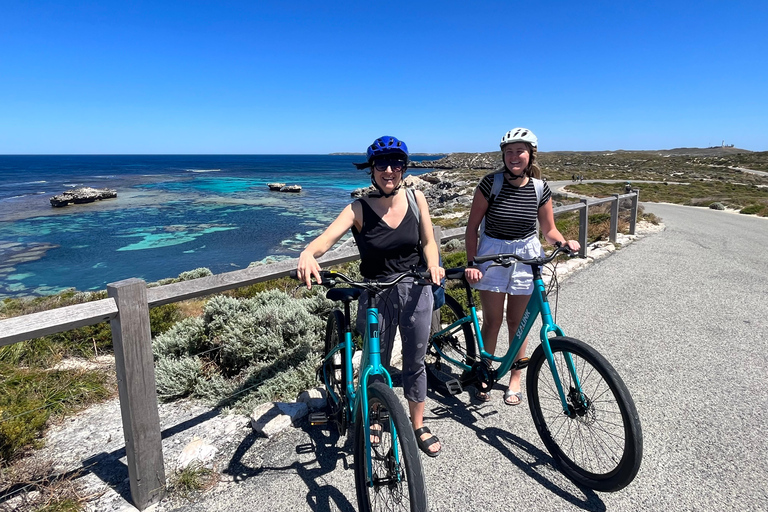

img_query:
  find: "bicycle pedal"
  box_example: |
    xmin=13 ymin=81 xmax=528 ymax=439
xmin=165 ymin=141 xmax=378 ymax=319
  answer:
xmin=445 ymin=379 xmax=463 ymax=395
xmin=512 ymin=357 xmax=530 ymax=370
xmin=309 ymin=412 xmax=329 ymax=426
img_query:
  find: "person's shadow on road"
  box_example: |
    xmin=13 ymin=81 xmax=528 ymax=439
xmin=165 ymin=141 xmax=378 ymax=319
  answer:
xmin=427 ymin=390 xmax=607 ymax=512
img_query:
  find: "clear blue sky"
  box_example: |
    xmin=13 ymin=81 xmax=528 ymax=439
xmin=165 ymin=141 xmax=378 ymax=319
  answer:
xmin=1 ymin=0 xmax=766 ymax=154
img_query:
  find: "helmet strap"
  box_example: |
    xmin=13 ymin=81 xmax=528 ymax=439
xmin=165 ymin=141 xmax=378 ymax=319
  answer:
xmin=503 ymin=166 xmax=527 ymax=180
xmin=369 ymin=175 xmax=403 ymax=198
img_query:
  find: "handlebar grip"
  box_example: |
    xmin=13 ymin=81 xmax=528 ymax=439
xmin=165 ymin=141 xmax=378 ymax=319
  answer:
xmin=289 ymin=269 xmax=299 ymax=279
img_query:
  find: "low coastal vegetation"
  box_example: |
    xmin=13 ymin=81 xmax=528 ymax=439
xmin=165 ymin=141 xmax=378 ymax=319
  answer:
xmin=2 ymin=146 xmax=766 ymax=509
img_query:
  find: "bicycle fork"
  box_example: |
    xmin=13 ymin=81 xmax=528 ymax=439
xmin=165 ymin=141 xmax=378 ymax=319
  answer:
xmin=536 ymin=278 xmax=588 ymax=417
xmin=359 ymin=305 xmax=403 ymax=486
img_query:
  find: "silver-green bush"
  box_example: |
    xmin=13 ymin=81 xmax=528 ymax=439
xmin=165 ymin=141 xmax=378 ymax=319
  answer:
xmin=153 ymin=288 xmax=333 ymax=410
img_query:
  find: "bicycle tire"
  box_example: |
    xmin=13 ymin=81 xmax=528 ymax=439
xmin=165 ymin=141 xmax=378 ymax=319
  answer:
xmin=324 ymin=310 xmax=348 ymax=435
xmin=425 ymin=293 xmax=477 ymax=396
xmin=527 ymin=336 xmax=643 ymax=492
xmin=353 ymin=381 xmax=428 ymax=512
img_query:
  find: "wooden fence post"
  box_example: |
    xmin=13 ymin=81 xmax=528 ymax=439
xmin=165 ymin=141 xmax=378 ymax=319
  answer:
xmin=610 ymin=195 xmax=620 ymax=243
xmin=630 ymin=189 xmax=640 ymax=235
xmin=578 ymin=199 xmax=589 ymax=258
xmin=107 ymin=278 xmax=166 ymax=510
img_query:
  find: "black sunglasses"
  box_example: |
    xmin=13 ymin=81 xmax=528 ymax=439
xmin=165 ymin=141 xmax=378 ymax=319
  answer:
xmin=373 ymin=159 xmax=406 ymax=172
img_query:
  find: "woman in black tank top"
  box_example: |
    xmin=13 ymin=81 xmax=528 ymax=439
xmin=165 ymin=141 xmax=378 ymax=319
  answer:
xmin=296 ymin=136 xmax=445 ymax=457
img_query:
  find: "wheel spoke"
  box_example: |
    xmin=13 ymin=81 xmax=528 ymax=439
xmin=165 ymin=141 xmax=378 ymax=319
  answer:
xmin=527 ymin=337 xmax=642 ymax=491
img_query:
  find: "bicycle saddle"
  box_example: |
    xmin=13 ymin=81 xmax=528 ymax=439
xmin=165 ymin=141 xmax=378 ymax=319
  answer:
xmin=326 ymin=288 xmax=362 ymax=303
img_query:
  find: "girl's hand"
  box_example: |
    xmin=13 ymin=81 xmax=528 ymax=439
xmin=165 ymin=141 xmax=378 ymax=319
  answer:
xmin=564 ymin=240 xmax=580 ymax=252
xmin=464 ymin=266 xmax=483 ymax=284
xmin=297 ymin=251 xmax=321 ymax=289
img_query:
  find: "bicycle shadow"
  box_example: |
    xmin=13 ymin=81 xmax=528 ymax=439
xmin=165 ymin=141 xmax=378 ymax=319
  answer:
xmin=222 ymin=420 xmax=357 ymax=512
xmin=427 ymin=390 xmax=606 ymax=512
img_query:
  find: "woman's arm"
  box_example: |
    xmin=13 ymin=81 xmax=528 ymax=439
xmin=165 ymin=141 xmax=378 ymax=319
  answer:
xmin=297 ymin=202 xmax=358 ymax=288
xmin=464 ymin=189 xmax=488 ymax=283
xmin=538 ymin=199 xmax=580 ymax=252
xmin=414 ymin=190 xmax=445 ymax=286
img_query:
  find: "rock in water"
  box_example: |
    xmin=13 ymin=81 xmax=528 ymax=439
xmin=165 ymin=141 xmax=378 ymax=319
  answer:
xmin=50 ymin=187 xmax=117 ymax=207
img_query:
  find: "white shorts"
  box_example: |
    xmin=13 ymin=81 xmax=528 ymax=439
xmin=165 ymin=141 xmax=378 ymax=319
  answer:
xmin=472 ymin=233 xmax=543 ymax=295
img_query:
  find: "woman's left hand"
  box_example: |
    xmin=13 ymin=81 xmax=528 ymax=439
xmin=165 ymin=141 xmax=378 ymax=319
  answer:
xmin=428 ymin=266 xmax=445 ymax=287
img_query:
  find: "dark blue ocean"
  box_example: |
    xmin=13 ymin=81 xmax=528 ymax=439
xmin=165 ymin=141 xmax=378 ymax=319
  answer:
xmin=0 ymin=155 xmax=440 ymax=299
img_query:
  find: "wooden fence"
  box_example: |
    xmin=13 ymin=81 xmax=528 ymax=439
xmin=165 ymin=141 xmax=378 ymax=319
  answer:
xmin=0 ymin=190 xmax=639 ymax=510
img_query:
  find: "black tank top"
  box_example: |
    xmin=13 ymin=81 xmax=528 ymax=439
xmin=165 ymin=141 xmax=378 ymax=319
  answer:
xmin=351 ymin=199 xmax=424 ymax=279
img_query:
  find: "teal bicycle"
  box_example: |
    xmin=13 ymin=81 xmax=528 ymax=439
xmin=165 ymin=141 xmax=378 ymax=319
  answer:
xmin=291 ymin=269 xmax=429 ymax=512
xmin=425 ymin=246 xmax=643 ymax=491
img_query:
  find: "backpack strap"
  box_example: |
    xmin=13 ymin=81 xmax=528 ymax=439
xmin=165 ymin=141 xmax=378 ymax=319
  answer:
xmin=488 ymin=171 xmax=504 ymax=207
xmin=405 ymin=187 xmax=420 ymax=224
xmin=532 ymin=178 xmax=544 ymax=205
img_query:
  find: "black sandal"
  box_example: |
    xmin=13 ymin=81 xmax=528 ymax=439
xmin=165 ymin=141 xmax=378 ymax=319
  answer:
xmin=414 ymin=426 xmax=441 ymax=458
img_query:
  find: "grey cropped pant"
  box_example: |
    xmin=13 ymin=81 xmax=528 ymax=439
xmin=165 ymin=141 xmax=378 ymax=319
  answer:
xmin=356 ymin=278 xmax=434 ymax=403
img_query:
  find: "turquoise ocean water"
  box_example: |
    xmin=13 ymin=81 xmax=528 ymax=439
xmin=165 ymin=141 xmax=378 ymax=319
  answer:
xmin=0 ymin=155 xmax=439 ymax=299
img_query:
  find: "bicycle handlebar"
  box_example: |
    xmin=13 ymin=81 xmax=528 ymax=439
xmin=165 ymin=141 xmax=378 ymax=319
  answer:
xmin=473 ymin=244 xmax=574 ymax=267
xmin=289 ymin=269 xmax=434 ymax=289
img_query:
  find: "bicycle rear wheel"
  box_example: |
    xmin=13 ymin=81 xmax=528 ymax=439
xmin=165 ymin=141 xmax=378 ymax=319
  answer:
xmin=425 ymin=293 xmax=477 ymax=396
xmin=353 ymin=381 xmax=428 ymax=512
xmin=527 ymin=336 xmax=643 ymax=492
xmin=324 ymin=310 xmax=348 ymax=435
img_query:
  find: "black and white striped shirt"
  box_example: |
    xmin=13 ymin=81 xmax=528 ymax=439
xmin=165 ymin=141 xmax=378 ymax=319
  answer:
xmin=477 ymin=174 xmax=551 ymax=240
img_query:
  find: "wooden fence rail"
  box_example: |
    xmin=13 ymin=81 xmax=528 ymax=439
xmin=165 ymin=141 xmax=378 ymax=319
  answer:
xmin=0 ymin=190 xmax=638 ymax=509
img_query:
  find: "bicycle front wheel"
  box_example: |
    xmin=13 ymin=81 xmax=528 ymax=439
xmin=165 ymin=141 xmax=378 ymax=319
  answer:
xmin=425 ymin=293 xmax=477 ymax=396
xmin=353 ymin=381 xmax=428 ymax=512
xmin=527 ymin=336 xmax=643 ymax=492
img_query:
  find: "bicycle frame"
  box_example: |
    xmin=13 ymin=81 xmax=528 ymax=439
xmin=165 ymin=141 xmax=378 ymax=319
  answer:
xmin=431 ymin=263 xmax=584 ymax=415
xmin=322 ymin=293 xmax=403 ymax=486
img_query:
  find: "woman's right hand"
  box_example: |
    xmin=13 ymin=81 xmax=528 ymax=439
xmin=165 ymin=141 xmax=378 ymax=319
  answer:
xmin=297 ymin=251 xmax=321 ymax=289
xmin=464 ymin=266 xmax=483 ymax=284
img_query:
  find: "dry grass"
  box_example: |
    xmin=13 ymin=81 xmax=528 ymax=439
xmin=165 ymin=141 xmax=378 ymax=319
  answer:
xmin=0 ymin=458 xmax=101 ymax=512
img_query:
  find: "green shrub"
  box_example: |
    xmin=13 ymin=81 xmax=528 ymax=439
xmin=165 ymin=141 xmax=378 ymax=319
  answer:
xmin=739 ymin=204 xmax=768 ymax=216
xmin=152 ymin=289 xmax=333 ymax=410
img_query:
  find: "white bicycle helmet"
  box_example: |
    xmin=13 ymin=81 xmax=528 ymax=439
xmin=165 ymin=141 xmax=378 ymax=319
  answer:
xmin=500 ymin=127 xmax=538 ymax=149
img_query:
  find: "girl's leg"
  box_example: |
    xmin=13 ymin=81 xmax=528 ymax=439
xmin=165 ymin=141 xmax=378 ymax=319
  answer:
xmin=505 ymin=294 xmax=532 ymax=404
xmin=478 ymin=290 xmax=506 ymax=355
xmin=475 ymin=290 xmax=506 ymax=400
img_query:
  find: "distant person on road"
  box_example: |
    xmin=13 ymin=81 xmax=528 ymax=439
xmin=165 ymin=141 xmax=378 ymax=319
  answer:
xmin=297 ymin=135 xmax=444 ymax=457
xmin=463 ymin=128 xmax=580 ymax=405
xmin=625 ymin=181 xmax=632 ymax=193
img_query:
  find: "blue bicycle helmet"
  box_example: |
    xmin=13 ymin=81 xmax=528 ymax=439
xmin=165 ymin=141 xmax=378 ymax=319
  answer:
xmin=354 ymin=136 xmax=409 ymax=170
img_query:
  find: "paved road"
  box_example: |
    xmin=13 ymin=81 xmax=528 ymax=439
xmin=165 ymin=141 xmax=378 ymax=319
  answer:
xmin=172 ymin=203 xmax=768 ymax=512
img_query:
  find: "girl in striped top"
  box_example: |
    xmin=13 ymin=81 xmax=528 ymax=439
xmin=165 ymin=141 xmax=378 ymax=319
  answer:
xmin=464 ymin=128 xmax=580 ymax=405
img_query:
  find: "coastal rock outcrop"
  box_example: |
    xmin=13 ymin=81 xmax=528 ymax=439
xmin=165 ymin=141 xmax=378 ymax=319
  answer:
xmin=267 ymin=183 xmax=302 ymax=192
xmin=49 ymin=187 xmax=117 ymax=207
xmin=410 ymin=152 xmax=500 ymax=170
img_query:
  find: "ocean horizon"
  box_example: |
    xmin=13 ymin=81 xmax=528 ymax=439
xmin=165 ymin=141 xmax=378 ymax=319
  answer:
xmin=0 ymin=155 xmax=440 ymax=299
